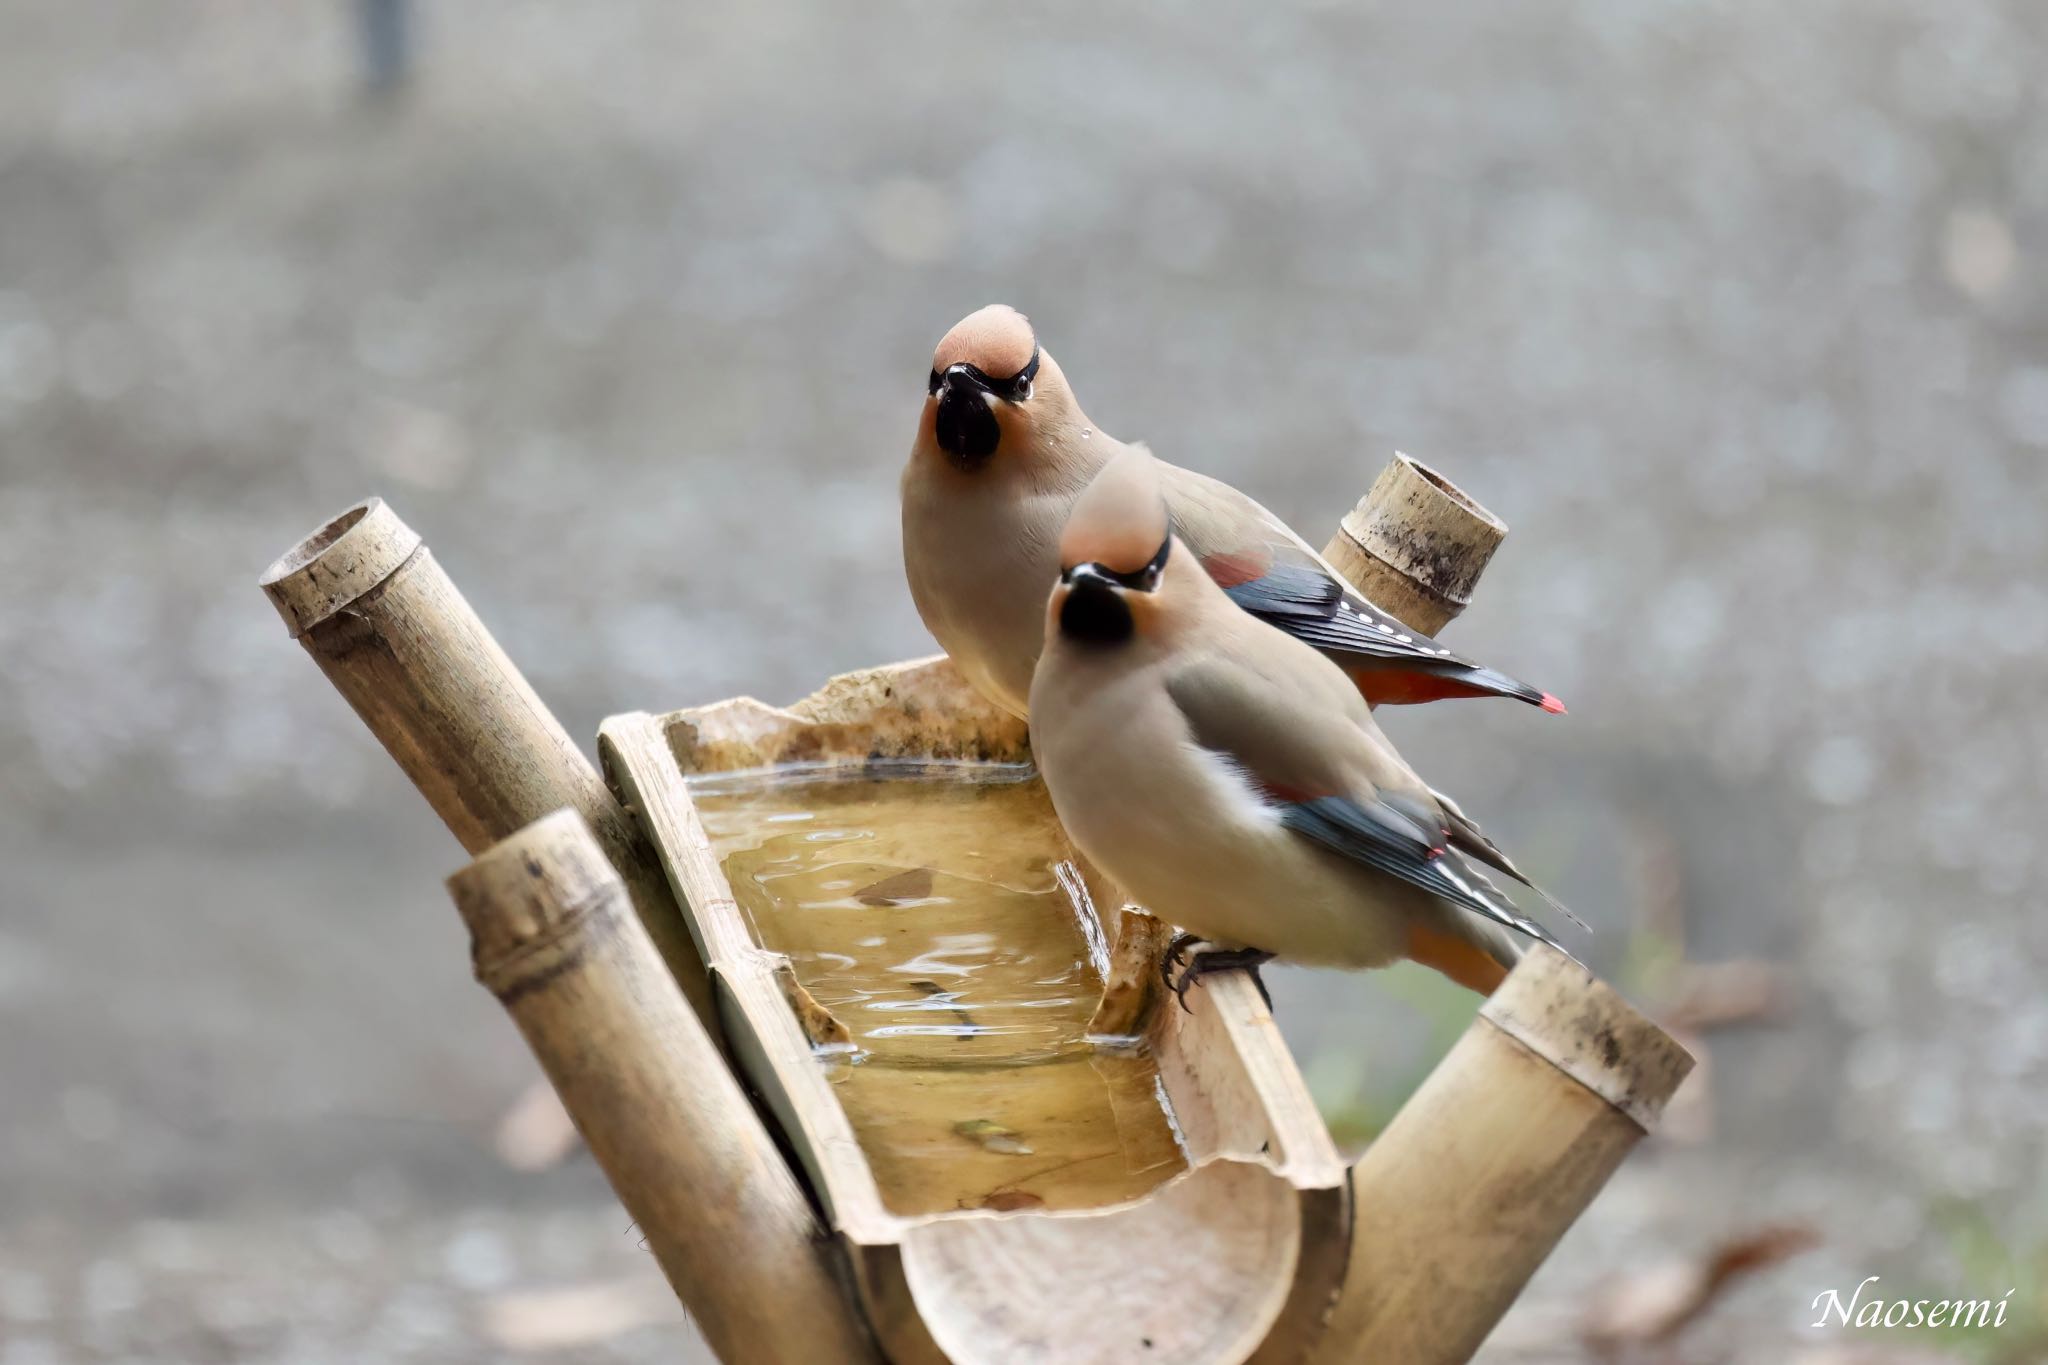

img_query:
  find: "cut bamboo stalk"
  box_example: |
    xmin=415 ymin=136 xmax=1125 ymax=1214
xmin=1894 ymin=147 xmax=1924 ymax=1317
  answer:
xmin=1319 ymin=452 xmax=1507 ymax=637
xmin=258 ymin=498 xmax=715 ymax=1033
xmin=446 ymin=810 xmax=880 ymax=1364
xmin=1305 ymin=456 xmax=1695 ymax=1364
xmin=1314 ymin=949 xmax=1692 ymax=1362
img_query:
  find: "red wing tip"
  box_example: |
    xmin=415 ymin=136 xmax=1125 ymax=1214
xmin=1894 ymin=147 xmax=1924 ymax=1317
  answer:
xmin=1540 ymin=694 xmax=1569 ymax=715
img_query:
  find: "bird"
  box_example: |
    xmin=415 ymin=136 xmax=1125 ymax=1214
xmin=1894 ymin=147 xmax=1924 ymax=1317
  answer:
xmin=901 ymin=303 xmax=1564 ymax=721
xmin=1027 ymin=446 xmax=1576 ymax=1001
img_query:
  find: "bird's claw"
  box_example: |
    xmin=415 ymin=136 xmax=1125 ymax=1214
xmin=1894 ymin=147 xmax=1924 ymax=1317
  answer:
xmin=1159 ymin=937 xmax=1276 ymax=1013
xmin=1160 ymin=931 xmax=1201 ymax=991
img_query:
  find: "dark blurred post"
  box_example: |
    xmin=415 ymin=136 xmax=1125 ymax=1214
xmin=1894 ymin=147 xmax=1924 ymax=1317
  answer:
xmin=358 ymin=0 xmax=411 ymax=96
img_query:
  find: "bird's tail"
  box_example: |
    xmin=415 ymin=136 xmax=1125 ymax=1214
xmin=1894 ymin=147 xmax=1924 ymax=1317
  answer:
xmin=1430 ymin=784 xmax=1590 ymax=932
xmin=1349 ymin=661 xmax=1567 ymax=714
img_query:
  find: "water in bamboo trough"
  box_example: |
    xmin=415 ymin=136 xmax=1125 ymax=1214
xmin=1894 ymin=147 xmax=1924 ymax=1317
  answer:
xmin=691 ymin=764 xmax=1186 ymax=1217
xmin=600 ymin=659 xmax=1351 ymax=1365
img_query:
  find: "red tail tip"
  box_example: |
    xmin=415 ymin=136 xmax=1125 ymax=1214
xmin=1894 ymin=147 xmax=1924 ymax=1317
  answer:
xmin=1540 ymin=693 xmax=1569 ymax=715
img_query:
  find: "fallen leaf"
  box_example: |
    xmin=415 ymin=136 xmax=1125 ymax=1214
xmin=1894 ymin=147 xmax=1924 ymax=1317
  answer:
xmin=1580 ymin=1223 xmax=1821 ymax=1356
xmin=857 ymin=867 xmax=934 ymax=906
xmin=1659 ymin=960 xmax=1795 ymax=1033
xmin=975 ymin=1190 xmax=1045 ymax=1212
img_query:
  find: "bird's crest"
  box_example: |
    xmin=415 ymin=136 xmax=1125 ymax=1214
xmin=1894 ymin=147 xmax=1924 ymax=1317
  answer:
xmin=932 ymin=304 xmax=1037 ymax=382
xmin=1060 ymin=446 xmax=1171 ymax=577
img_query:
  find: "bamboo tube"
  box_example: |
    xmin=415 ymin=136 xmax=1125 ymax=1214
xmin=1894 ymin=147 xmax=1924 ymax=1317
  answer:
xmin=1307 ymin=457 xmax=1695 ymax=1363
xmin=259 ymin=498 xmax=714 ymax=1032
xmin=1314 ymin=948 xmax=1692 ymax=1362
xmin=447 ymin=810 xmax=881 ymax=1364
xmin=1319 ymin=453 xmax=1507 ymax=636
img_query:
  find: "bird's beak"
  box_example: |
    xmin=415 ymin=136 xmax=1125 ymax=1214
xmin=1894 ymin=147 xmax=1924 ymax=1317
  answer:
xmin=934 ymin=364 xmax=1001 ymax=466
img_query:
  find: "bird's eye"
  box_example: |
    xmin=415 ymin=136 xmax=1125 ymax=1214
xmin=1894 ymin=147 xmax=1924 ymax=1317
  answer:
xmin=928 ymin=369 xmax=943 ymax=396
xmin=1006 ymin=348 xmax=1041 ymax=403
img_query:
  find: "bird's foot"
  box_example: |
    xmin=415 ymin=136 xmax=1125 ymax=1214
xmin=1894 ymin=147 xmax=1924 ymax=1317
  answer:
xmin=1160 ymin=935 xmax=1275 ymax=1013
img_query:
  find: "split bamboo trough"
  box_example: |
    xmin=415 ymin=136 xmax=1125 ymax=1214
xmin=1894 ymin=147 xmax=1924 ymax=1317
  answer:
xmin=260 ymin=453 xmax=1692 ymax=1364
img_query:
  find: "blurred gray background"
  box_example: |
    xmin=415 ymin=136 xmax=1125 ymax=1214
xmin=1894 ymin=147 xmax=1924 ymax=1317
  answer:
xmin=3 ymin=1 xmax=2045 ymax=1361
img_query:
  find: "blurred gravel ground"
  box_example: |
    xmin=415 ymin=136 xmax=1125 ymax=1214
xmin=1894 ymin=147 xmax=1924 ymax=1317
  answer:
xmin=3 ymin=1 xmax=2045 ymax=1360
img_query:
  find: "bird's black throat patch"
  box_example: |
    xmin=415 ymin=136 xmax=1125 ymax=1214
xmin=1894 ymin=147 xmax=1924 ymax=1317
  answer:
xmin=1058 ymin=580 xmax=1135 ymax=646
xmin=935 ymin=381 xmax=1001 ymax=468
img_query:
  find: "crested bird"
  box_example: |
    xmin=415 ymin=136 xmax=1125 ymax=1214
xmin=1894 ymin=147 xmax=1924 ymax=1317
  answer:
xmin=1027 ymin=447 xmax=1575 ymax=1000
xmin=901 ymin=303 xmax=1564 ymax=720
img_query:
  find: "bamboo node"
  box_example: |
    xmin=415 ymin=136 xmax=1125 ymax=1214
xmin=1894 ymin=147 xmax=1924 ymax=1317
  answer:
xmin=448 ymin=809 xmax=628 ymax=996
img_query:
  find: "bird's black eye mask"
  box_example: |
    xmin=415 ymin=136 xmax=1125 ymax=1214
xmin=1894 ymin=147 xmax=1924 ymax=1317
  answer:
xmin=928 ymin=347 xmax=1040 ymax=404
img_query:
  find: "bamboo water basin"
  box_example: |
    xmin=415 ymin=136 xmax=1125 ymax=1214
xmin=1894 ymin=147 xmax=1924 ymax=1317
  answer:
xmin=600 ymin=657 xmax=1350 ymax=1365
